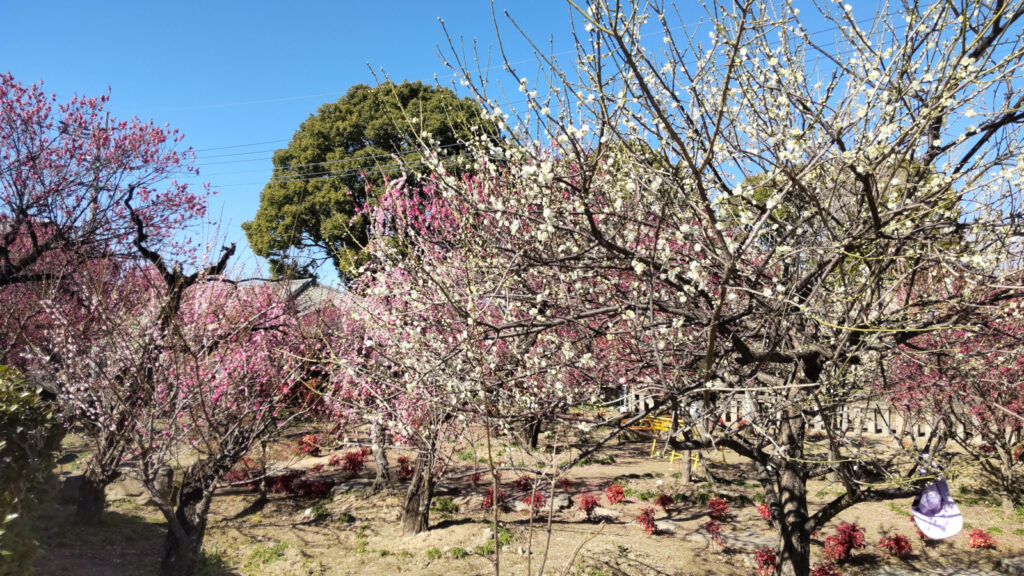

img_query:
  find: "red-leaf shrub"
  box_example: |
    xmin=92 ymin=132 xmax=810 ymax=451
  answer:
xmin=757 ymin=503 xmax=772 ymax=522
xmin=328 ymin=454 xmax=342 ymax=467
xmin=268 ymin=471 xmax=302 ymax=494
xmin=309 ymin=463 xmax=324 ymax=473
xmin=702 ymin=519 xmax=724 ymax=547
xmin=396 ymin=456 xmax=414 ymax=481
xmin=753 ymin=546 xmax=776 ymax=576
xmin=297 ymin=434 xmax=321 ymax=456
xmin=653 ymin=493 xmax=673 ymax=510
xmin=605 ymin=483 xmax=625 ymax=505
xmin=810 ymin=563 xmax=842 ymax=576
xmin=707 ymin=497 xmax=730 ymax=521
xmin=291 ymin=477 xmax=331 ymax=499
xmin=878 ymin=533 xmax=912 ymax=558
xmin=513 ymin=475 xmax=532 ymax=491
xmin=636 ymin=506 xmax=657 ymax=535
xmin=823 ymin=522 xmax=865 ymax=563
xmin=340 ymin=449 xmax=366 ymax=475
xmin=469 ymin=472 xmax=483 ymax=486
xmin=481 ymin=487 xmax=510 ymax=511
xmin=558 ymin=477 xmax=574 ymax=492
xmin=224 ymin=467 xmax=259 ymax=490
xmin=522 ymin=492 xmax=546 ymax=509
xmin=578 ymin=493 xmax=599 ymax=519
xmin=967 ymin=529 xmax=997 ymax=549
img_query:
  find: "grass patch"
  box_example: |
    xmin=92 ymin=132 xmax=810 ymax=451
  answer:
xmin=455 ymin=447 xmax=477 ymax=463
xmin=957 ymin=486 xmax=1001 ymax=508
xmin=987 ymin=527 xmax=1004 ymax=535
xmin=336 ymin=511 xmax=355 ymax=524
xmin=475 ymin=523 xmax=513 ymax=556
xmin=448 ymin=547 xmax=469 ymax=559
xmin=1012 ymin=528 xmax=1024 ymax=536
xmin=814 ymin=488 xmax=844 ymax=499
xmin=197 ymin=547 xmax=232 ymax=575
xmin=887 ymin=502 xmax=911 ymax=517
xmin=580 ymin=454 xmax=616 ymax=465
xmin=426 ymin=547 xmax=442 ymax=560
xmin=245 ymin=542 xmax=288 ymax=567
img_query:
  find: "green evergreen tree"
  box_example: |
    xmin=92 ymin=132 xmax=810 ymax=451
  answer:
xmin=243 ymin=82 xmax=495 ymax=280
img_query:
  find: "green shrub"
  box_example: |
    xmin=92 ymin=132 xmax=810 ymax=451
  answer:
xmin=245 ymin=542 xmax=288 ymax=567
xmin=0 ymin=367 xmax=60 ymax=576
xmin=310 ymin=500 xmax=330 ymax=521
xmin=448 ymin=547 xmax=468 ymax=559
xmin=433 ymin=496 xmax=458 ymax=514
xmin=425 ymin=547 xmax=442 ymax=560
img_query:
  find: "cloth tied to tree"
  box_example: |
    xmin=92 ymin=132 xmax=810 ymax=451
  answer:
xmin=911 ymin=479 xmax=962 ymax=539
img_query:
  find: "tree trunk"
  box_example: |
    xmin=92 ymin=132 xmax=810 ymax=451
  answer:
xmin=517 ymin=418 xmax=541 ymax=450
xmin=401 ymin=452 xmax=434 ymax=535
xmin=161 ymin=482 xmax=213 ymax=576
xmin=371 ymin=421 xmax=392 ymax=494
xmin=775 ymin=407 xmax=810 ymax=576
xmin=680 ymin=451 xmax=693 ymax=484
xmin=776 ymin=463 xmax=811 ymax=576
xmin=75 ymin=469 xmax=108 ymax=524
xmin=75 ymin=436 xmax=124 ymax=523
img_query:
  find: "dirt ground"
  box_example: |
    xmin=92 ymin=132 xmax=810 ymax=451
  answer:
xmin=34 ymin=432 xmax=1023 ymax=576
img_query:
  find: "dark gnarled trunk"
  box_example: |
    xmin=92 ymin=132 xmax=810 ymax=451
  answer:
xmin=401 ymin=451 xmax=434 ymax=535
xmin=371 ymin=420 xmax=392 ymax=494
xmin=161 ymin=480 xmax=213 ymax=576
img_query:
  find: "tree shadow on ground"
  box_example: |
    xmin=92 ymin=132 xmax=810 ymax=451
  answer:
xmin=33 ymin=498 xmax=240 ymax=576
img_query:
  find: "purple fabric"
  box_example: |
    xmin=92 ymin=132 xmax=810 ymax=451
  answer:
xmin=912 ymin=479 xmax=962 ymax=540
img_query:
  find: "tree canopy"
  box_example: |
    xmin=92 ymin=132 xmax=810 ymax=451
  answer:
xmin=242 ymin=81 xmax=495 ymax=280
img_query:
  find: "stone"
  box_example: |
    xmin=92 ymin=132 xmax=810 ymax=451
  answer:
xmin=592 ymin=506 xmax=621 ymax=520
xmin=330 ymin=477 xmax=374 ymax=495
xmin=137 ymin=466 xmax=175 ymax=506
xmin=106 ymin=475 xmax=145 ymax=501
xmin=654 ymin=520 xmax=677 ymax=534
xmin=1002 ymin=557 xmax=1024 ymax=576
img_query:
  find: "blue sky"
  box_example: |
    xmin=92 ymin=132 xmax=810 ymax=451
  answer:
xmin=2 ymin=1 xmax=594 ymax=282
xmin=3 ymin=1 xmax=848 ymax=283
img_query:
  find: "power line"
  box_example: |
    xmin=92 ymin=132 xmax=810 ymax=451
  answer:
xmin=194 ymin=139 xmax=290 ymax=153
